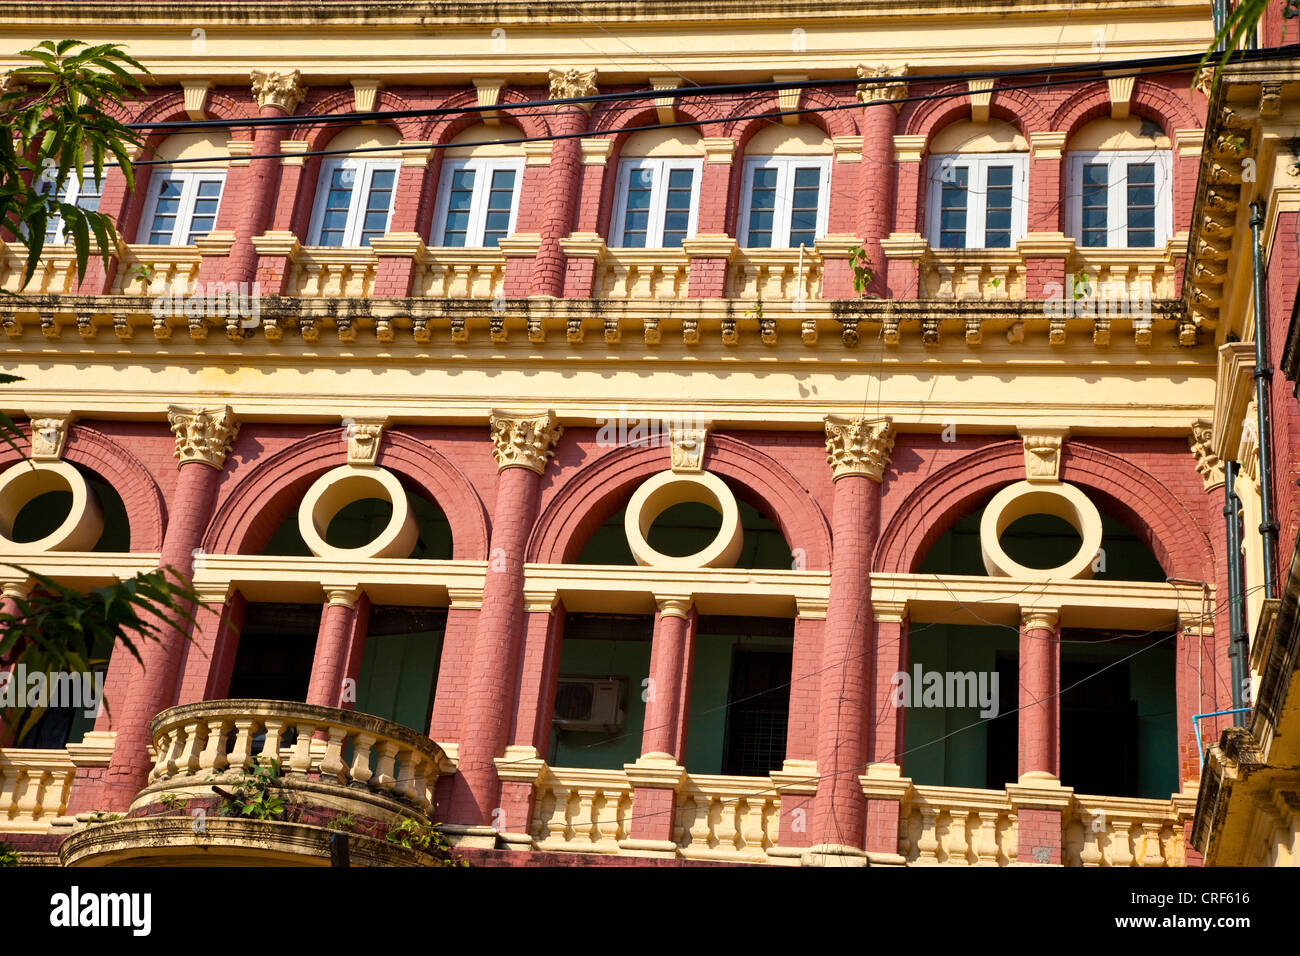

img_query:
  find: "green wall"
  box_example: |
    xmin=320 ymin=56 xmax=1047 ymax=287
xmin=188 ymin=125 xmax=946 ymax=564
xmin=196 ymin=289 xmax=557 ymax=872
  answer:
xmin=550 ymin=637 xmax=650 ymax=768
xmin=354 ymin=624 xmax=443 ymax=733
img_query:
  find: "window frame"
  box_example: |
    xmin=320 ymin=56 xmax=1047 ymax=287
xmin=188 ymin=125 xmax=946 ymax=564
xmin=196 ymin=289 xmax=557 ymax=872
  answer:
xmin=430 ymin=155 xmax=526 ymax=248
xmin=1065 ymin=149 xmax=1173 ymax=250
xmin=136 ymin=168 xmax=227 ymax=246
xmin=37 ymin=166 xmax=105 ymax=246
xmin=738 ymin=155 xmax=832 ymax=250
xmin=609 ymin=156 xmax=703 ymax=249
xmin=925 ymin=152 xmax=1030 ymax=251
xmin=307 ymin=156 xmax=402 ymax=248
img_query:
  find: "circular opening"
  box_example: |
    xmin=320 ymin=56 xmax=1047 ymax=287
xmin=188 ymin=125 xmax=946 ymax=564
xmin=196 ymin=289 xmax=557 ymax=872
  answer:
xmin=324 ymin=497 xmax=394 ymax=550
xmin=11 ymin=490 xmax=74 ymax=544
xmin=646 ymin=501 xmax=724 ymax=558
xmin=999 ymin=513 xmax=1084 ymax=570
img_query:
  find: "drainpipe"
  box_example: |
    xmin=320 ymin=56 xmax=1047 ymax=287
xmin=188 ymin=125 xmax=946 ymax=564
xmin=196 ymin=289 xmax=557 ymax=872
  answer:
xmin=1223 ymin=459 xmax=1249 ymax=725
xmin=1249 ymin=200 xmax=1279 ymax=599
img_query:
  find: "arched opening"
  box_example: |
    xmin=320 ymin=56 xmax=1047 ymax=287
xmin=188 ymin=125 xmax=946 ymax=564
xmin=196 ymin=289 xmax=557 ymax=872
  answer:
xmin=739 ymin=123 xmax=832 ymax=249
xmin=431 ymin=122 xmax=525 ymax=248
xmin=902 ymin=495 xmax=1178 ymax=798
xmin=136 ymin=131 xmax=231 ymax=247
xmin=1065 ymin=116 xmax=1172 ymax=250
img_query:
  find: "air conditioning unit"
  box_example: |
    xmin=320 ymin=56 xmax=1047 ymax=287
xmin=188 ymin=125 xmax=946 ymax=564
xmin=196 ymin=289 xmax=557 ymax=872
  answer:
xmin=553 ymin=677 xmax=627 ymax=732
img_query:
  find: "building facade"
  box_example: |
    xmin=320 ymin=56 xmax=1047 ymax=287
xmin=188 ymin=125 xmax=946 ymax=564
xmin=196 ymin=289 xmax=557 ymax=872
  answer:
xmin=0 ymin=0 xmax=1279 ymax=866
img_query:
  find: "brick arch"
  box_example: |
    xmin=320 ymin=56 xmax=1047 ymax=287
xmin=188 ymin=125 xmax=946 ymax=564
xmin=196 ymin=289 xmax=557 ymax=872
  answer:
xmin=1051 ymin=79 xmax=1200 ymax=144
xmin=0 ymin=423 xmax=165 ymax=552
xmin=726 ymin=94 xmax=843 ymax=148
xmin=906 ymin=83 xmax=1047 ymax=142
xmin=874 ymin=439 xmax=1215 ymax=583
xmin=203 ymin=429 xmax=488 ymax=559
xmin=591 ymin=96 xmax=731 ymax=137
xmin=528 ymin=434 xmax=831 ymax=568
xmin=291 ymin=90 xmax=424 ymax=152
xmin=420 ymin=88 xmax=553 ymax=143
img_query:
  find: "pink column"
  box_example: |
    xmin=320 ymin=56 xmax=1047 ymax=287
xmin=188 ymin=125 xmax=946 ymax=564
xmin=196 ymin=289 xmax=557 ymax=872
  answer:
xmin=173 ymin=587 xmax=245 ymax=704
xmin=94 ymin=406 xmax=240 ymax=810
xmin=858 ymin=101 xmax=899 ymax=297
xmin=447 ymin=411 xmax=562 ymax=828
xmin=227 ymin=103 xmax=292 ymax=286
xmin=1018 ymin=608 xmax=1060 ymax=780
xmin=640 ymin=598 xmax=695 ymax=760
xmin=305 ymin=589 xmax=363 ymax=709
xmin=776 ymin=609 xmax=822 ymax=850
xmin=809 ymin=416 xmax=893 ymax=862
xmin=532 ymin=103 xmax=589 ymax=296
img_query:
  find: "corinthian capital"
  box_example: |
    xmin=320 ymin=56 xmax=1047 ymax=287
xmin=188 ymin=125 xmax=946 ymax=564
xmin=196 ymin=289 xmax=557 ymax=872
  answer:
xmin=548 ymin=68 xmax=598 ymax=108
xmin=168 ymin=405 xmax=240 ymax=469
xmin=856 ymin=64 xmax=909 ymax=107
xmin=251 ymin=69 xmax=307 ymax=113
xmin=824 ymin=416 xmax=894 ymax=482
xmin=490 ymin=410 xmax=563 ymax=474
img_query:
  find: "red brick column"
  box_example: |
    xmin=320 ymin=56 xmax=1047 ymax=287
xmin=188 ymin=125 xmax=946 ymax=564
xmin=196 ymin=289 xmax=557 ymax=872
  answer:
xmin=859 ymin=101 xmax=899 ymax=296
xmin=305 ymin=588 xmax=363 ymax=709
xmin=532 ymin=85 xmax=591 ymax=296
xmin=446 ymin=410 xmax=562 ymax=833
xmin=227 ymin=102 xmax=293 ymax=285
xmin=640 ymin=598 xmax=695 ymax=760
xmin=1018 ymin=608 xmax=1060 ymax=780
xmin=808 ymin=416 xmax=894 ymax=865
xmin=173 ymin=586 xmax=244 ymax=704
xmin=92 ymin=406 xmax=240 ymax=811
xmin=773 ymin=605 xmax=822 ymax=854
xmin=862 ymin=606 xmax=908 ymax=859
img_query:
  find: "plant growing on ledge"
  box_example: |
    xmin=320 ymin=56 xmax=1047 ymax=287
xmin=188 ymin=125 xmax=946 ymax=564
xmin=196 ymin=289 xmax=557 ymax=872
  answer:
xmin=848 ymin=245 xmax=877 ymax=298
xmin=212 ymin=757 xmax=287 ymax=822
xmin=385 ymin=817 xmax=464 ymax=866
xmin=0 ymin=841 xmax=17 ymax=867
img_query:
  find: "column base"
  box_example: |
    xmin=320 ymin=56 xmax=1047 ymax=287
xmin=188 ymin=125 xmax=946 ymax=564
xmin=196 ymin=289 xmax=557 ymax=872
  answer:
xmin=800 ymin=843 xmax=870 ymax=867
xmin=439 ymin=824 xmax=501 ymax=849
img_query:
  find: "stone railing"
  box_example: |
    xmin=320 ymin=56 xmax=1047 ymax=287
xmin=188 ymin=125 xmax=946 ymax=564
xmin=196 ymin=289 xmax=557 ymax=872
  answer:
xmin=919 ymin=250 xmax=1027 ymax=301
xmin=1066 ymin=248 xmax=1179 ymax=302
xmin=527 ymin=765 xmax=783 ymax=861
xmin=895 ymin=782 xmax=1192 ymax=866
xmin=114 ymin=245 xmax=203 ymax=296
xmin=418 ymin=248 xmax=506 ymax=299
xmin=673 ymin=773 xmax=780 ymax=863
xmin=137 ymin=699 xmax=448 ymax=821
xmin=531 ymin=767 xmax=633 ymax=852
xmin=0 ymin=242 xmax=84 ymax=295
xmin=288 ymin=248 xmax=378 ymax=299
xmin=596 ymin=249 xmax=691 ymax=300
xmin=727 ymin=247 xmax=823 ymax=301
xmin=0 ymin=732 xmax=116 ymax=832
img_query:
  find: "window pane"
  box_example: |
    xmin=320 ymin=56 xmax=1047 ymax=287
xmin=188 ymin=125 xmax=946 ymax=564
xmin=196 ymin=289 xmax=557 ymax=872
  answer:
xmin=482 ymin=168 xmax=516 ymax=247
xmin=938 ymin=166 xmax=968 ymax=249
xmin=318 ymin=168 xmax=354 ymax=246
xmin=662 ymin=167 xmax=695 ymax=247
xmin=984 ymin=165 xmax=1014 ymax=249
xmin=788 ymin=166 xmax=821 ymax=248
xmin=149 ymin=177 xmax=184 ymax=244
xmin=1126 ymin=162 xmax=1156 ymax=248
xmin=1080 ymin=163 xmax=1108 ymax=248
xmin=620 ymin=166 xmax=654 ymax=247
xmin=440 ymin=167 xmax=475 ymax=246
xmin=360 ymin=169 xmax=394 ymax=245
xmin=746 ymin=167 xmax=780 ymax=247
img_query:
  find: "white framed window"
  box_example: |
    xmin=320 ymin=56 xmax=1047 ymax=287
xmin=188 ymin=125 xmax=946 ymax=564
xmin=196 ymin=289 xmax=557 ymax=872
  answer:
xmin=1066 ymin=150 xmax=1172 ymax=249
xmin=307 ymin=157 xmax=400 ymax=247
xmin=37 ymin=166 xmax=105 ymax=245
xmin=926 ymin=153 xmax=1029 ymax=251
xmin=138 ymin=169 xmax=226 ymax=245
xmin=431 ymin=157 xmax=524 ymax=248
xmin=610 ymin=157 xmax=702 ymax=248
xmin=739 ymin=156 xmax=831 ymax=249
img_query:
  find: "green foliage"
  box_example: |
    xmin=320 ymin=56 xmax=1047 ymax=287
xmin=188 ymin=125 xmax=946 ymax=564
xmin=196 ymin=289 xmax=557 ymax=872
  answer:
xmin=1198 ymin=0 xmax=1273 ymax=97
xmin=0 ymin=565 xmax=200 ymax=742
xmin=158 ymin=793 xmax=188 ymax=812
xmin=744 ymin=302 xmax=763 ymax=321
xmin=0 ymin=39 xmax=148 ymax=290
xmin=214 ymin=757 xmax=287 ymax=821
xmin=325 ymin=811 xmax=360 ymax=832
xmin=384 ymin=817 xmax=464 ymax=865
xmin=87 ymin=811 xmax=122 ymax=823
xmin=0 ymin=841 xmax=18 ymax=867
xmin=847 ymin=245 xmax=876 ymax=296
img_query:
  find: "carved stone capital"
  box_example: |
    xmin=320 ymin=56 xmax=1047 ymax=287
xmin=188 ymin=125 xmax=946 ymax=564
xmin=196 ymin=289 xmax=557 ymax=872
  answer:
xmin=1188 ymin=420 xmax=1225 ymax=492
xmin=29 ymin=416 xmax=70 ymax=461
xmin=490 ymin=410 xmax=563 ymax=474
xmin=250 ymin=69 xmax=306 ymax=114
xmin=856 ymin=64 xmax=909 ymax=107
xmin=548 ymin=68 xmax=598 ymax=108
xmin=168 ymin=405 xmax=239 ymax=469
xmin=1021 ymin=608 xmax=1059 ymax=632
xmin=344 ymin=418 xmax=386 ymax=465
xmin=1020 ymin=428 xmax=1068 ymax=483
xmin=669 ymin=421 xmax=710 ymax=474
xmin=824 ymin=416 xmax=894 ymax=482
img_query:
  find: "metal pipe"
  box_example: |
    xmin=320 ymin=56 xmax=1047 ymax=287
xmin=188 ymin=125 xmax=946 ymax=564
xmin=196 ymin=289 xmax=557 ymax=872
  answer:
xmin=1224 ymin=459 xmax=1249 ymax=725
xmin=1250 ymin=200 xmax=1279 ymax=599
xmin=1194 ymin=707 xmax=1253 ymax=764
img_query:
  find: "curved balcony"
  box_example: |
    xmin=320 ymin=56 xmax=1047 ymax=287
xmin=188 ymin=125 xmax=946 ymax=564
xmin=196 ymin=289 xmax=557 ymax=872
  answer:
xmin=59 ymin=699 xmax=453 ymax=867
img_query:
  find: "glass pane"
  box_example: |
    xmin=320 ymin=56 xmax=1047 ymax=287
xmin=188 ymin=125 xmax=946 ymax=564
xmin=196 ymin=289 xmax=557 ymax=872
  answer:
xmin=938 ymin=166 xmax=968 ymax=249
xmin=1126 ymin=162 xmax=1156 ymax=248
xmin=1080 ymin=163 xmax=1108 ymax=248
